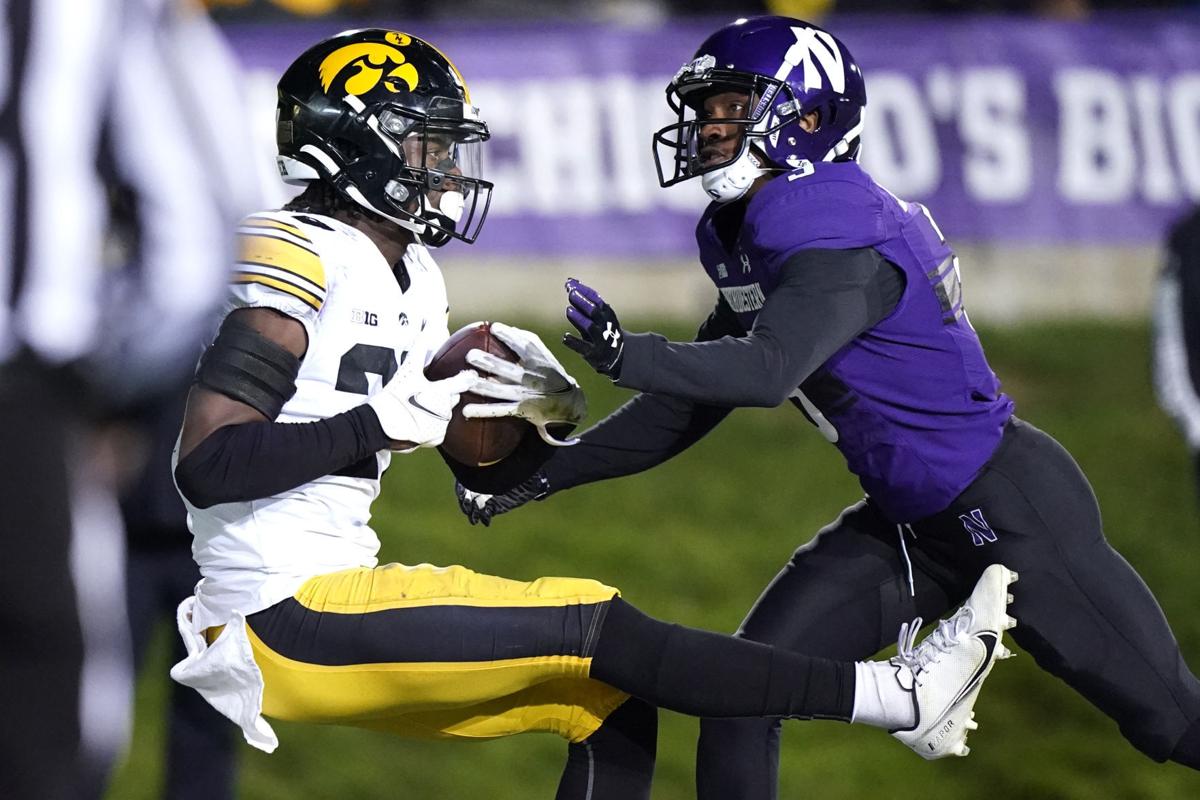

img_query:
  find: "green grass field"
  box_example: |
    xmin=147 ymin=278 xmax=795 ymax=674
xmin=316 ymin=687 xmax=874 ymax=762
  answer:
xmin=107 ymin=319 xmax=1200 ymax=799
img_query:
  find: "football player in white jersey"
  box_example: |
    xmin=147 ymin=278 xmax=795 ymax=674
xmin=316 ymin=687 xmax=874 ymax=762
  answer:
xmin=169 ymin=28 xmax=1019 ymax=799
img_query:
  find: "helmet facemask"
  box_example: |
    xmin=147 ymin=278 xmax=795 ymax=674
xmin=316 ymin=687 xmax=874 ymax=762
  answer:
xmin=653 ymin=18 xmax=869 ymax=201
xmin=369 ymin=98 xmax=492 ymax=246
xmin=653 ymin=62 xmax=797 ymax=198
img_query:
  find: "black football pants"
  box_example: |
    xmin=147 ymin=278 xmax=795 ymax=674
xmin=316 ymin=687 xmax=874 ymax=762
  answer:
xmin=126 ymin=531 xmax=238 ymax=800
xmin=696 ymin=416 xmax=1200 ymax=799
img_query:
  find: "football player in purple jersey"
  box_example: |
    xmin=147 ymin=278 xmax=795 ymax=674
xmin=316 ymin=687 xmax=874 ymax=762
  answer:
xmin=459 ymin=15 xmax=1200 ymax=795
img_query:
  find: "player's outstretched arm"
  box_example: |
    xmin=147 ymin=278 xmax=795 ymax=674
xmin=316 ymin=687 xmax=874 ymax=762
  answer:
xmin=462 ymin=291 xmax=760 ymax=527
xmin=454 ymin=304 xmax=741 ymax=526
xmin=563 ymin=249 xmax=900 ymax=408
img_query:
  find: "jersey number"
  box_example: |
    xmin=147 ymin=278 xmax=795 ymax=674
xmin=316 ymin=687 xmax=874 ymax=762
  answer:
xmin=336 ymin=343 xmax=400 ymax=393
xmin=333 ymin=344 xmax=403 ymax=479
xmin=916 ymin=203 xmax=973 ymax=328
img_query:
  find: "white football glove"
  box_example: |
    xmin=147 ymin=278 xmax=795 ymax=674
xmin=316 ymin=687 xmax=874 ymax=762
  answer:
xmin=367 ymin=364 xmax=477 ymax=452
xmin=461 ymin=321 xmax=587 ymax=446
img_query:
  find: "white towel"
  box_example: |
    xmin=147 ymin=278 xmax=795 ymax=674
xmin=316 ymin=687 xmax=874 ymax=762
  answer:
xmin=169 ymin=596 xmax=279 ymax=753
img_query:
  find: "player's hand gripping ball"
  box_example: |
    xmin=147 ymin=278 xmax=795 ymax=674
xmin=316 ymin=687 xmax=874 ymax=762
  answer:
xmin=461 ymin=321 xmax=586 ymax=446
xmin=425 ymin=322 xmax=526 ymax=466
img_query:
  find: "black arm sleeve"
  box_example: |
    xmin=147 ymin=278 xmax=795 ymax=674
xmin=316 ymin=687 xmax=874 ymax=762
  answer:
xmin=541 ymin=300 xmax=743 ymax=492
xmin=614 ymin=247 xmax=903 ymax=407
xmin=174 ymin=404 xmax=391 ymax=509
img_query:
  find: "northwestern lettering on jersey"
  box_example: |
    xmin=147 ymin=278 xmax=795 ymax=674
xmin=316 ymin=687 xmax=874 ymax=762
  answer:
xmin=720 ymin=282 xmax=766 ymax=313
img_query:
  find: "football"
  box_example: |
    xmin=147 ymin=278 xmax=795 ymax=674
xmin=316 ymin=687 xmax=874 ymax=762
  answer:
xmin=425 ymin=321 xmax=527 ymax=466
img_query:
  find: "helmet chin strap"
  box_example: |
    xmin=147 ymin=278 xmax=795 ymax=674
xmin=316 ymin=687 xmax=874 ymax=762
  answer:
xmin=344 ymin=183 xmax=427 ymax=237
xmin=351 ymin=180 xmax=466 ymax=246
xmin=292 ymin=146 xmax=463 ymax=246
xmin=701 ymin=147 xmax=767 ymax=203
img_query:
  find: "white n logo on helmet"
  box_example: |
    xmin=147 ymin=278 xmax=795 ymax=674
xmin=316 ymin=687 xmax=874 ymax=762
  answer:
xmin=777 ymin=27 xmax=845 ymax=94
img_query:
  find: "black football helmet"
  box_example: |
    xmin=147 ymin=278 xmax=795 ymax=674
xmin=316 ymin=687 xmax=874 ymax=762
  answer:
xmin=276 ymin=29 xmax=492 ymax=246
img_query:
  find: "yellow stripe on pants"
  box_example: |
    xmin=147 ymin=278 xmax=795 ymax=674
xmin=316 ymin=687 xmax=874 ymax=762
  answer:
xmin=246 ymin=563 xmax=629 ymax=743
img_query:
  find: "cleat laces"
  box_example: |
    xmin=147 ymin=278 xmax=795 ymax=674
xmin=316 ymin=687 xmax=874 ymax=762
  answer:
xmin=892 ymin=607 xmax=977 ymax=682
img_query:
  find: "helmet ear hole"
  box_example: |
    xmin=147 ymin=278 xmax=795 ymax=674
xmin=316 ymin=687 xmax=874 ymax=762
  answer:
xmin=331 ymin=137 xmax=367 ymax=164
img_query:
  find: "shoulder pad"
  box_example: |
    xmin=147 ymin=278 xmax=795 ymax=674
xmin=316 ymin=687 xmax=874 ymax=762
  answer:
xmin=233 ymin=212 xmax=328 ymax=314
xmin=746 ymin=162 xmax=888 ymax=259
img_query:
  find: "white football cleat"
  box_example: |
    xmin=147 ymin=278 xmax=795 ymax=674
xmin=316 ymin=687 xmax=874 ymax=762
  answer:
xmin=890 ymin=563 xmax=1018 ymax=760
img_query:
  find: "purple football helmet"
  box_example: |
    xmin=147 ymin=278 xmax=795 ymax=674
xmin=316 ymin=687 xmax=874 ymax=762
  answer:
xmin=653 ymin=16 xmax=867 ymax=202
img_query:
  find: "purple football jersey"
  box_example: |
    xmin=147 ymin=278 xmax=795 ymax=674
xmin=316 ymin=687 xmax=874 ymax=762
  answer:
xmin=695 ymin=161 xmax=1014 ymax=521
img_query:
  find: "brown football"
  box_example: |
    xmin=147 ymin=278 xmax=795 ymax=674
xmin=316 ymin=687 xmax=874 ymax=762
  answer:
xmin=424 ymin=321 xmax=527 ymax=466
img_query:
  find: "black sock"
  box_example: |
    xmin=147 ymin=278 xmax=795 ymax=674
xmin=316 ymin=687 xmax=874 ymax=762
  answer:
xmin=1170 ymin=716 xmax=1200 ymax=770
xmin=555 ymin=697 xmax=657 ymax=800
xmin=589 ymin=597 xmax=854 ymax=721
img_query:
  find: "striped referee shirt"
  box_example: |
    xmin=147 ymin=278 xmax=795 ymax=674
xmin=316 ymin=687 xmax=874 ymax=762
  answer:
xmin=0 ymin=0 xmax=260 ymax=402
xmin=1154 ymin=207 xmax=1200 ymax=451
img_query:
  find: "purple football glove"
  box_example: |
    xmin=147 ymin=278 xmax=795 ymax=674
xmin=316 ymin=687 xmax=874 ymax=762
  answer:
xmin=562 ymin=278 xmax=625 ymax=378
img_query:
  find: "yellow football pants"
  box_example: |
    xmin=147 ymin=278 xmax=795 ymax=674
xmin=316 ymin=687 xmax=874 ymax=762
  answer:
xmin=242 ymin=563 xmax=629 ymax=743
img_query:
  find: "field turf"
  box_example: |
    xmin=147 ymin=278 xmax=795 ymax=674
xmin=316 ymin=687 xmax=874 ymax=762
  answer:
xmin=107 ymin=319 xmax=1200 ymax=799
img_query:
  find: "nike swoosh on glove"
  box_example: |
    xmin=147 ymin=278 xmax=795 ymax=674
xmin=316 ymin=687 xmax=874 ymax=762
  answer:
xmin=461 ymin=321 xmax=586 ymax=446
xmin=367 ymin=365 xmax=477 ymax=451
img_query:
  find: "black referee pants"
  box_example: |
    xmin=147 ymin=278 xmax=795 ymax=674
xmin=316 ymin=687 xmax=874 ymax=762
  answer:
xmin=0 ymin=365 xmax=84 ymax=800
xmin=126 ymin=532 xmax=237 ymax=800
xmin=696 ymin=416 xmax=1200 ymax=799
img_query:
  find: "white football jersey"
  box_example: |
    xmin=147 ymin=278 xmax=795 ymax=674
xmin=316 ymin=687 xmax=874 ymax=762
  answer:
xmin=184 ymin=210 xmax=451 ymax=631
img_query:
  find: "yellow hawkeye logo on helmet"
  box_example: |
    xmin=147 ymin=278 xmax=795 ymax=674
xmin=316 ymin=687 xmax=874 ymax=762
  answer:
xmin=318 ymin=32 xmax=419 ymax=96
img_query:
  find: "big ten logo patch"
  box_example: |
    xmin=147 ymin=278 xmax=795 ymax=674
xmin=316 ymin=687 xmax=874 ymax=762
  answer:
xmin=352 ymin=309 xmax=379 ymax=326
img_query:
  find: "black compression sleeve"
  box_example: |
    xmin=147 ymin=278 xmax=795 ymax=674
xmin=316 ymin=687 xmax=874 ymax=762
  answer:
xmin=590 ymin=598 xmax=854 ymax=721
xmin=542 ymin=393 xmax=731 ymax=492
xmin=174 ymin=405 xmax=390 ymax=509
xmin=556 ymin=698 xmax=657 ymax=800
xmin=540 ymin=299 xmax=743 ymax=492
xmin=615 ymin=247 xmax=903 ymax=407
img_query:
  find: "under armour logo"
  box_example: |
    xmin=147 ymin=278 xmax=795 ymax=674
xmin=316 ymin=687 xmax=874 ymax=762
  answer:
xmin=959 ymin=508 xmax=998 ymax=547
xmin=740 ymin=252 xmax=752 ymax=273
xmin=602 ymin=322 xmax=621 ymax=348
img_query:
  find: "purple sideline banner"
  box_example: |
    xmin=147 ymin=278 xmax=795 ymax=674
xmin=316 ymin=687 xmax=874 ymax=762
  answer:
xmin=224 ymin=13 xmax=1200 ymax=256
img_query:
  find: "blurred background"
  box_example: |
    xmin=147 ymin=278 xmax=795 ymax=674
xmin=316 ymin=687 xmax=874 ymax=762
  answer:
xmin=110 ymin=0 xmax=1200 ymax=798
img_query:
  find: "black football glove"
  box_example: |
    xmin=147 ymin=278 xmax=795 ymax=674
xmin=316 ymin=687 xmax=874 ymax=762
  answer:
xmin=456 ymin=470 xmax=551 ymax=527
xmin=562 ymin=278 xmax=625 ymax=379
